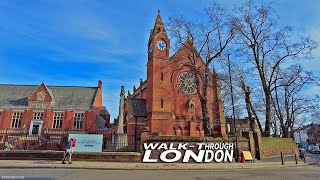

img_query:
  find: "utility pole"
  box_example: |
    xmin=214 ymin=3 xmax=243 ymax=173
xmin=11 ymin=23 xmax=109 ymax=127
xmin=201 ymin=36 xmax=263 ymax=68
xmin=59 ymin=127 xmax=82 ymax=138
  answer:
xmin=228 ymin=54 xmax=239 ymax=162
xmin=227 ymin=123 xmax=230 ymax=144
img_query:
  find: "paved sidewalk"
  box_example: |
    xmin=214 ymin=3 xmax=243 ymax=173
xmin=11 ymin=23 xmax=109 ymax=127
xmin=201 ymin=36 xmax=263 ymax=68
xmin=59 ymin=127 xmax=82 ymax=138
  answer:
xmin=0 ymin=160 xmax=308 ymax=170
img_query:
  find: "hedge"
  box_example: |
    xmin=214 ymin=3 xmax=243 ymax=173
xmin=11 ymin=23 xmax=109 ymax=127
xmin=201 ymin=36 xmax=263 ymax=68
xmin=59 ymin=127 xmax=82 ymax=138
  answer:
xmin=148 ymin=136 xmax=248 ymax=142
xmin=261 ymin=137 xmax=297 ymax=157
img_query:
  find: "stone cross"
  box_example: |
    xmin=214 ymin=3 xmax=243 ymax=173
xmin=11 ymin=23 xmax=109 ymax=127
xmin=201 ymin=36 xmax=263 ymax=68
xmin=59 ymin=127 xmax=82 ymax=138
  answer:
xmin=117 ymin=86 xmax=125 ymax=134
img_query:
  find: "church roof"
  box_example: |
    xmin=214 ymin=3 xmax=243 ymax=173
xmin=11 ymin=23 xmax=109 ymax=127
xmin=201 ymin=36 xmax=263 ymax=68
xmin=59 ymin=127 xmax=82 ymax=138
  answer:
xmin=95 ymin=115 xmax=107 ymax=129
xmin=0 ymin=84 xmax=98 ymax=110
xmin=130 ymin=98 xmax=147 ymax=117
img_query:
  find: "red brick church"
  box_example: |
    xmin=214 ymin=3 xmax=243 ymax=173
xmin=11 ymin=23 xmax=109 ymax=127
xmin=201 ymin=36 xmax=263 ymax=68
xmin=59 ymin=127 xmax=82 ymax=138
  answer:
xmin=120 ymin=11 xmax=226 ymax=137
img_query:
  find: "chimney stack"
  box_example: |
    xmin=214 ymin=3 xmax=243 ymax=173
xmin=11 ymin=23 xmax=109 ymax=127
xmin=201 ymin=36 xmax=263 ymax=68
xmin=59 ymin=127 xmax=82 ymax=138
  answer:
xmin=98 ymin=80 xmax=102 ymax=88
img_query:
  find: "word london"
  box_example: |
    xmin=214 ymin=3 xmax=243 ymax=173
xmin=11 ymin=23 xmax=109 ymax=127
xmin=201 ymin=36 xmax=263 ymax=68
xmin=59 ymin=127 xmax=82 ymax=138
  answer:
xmin=143 ymin=143 xmax=234 ymax=163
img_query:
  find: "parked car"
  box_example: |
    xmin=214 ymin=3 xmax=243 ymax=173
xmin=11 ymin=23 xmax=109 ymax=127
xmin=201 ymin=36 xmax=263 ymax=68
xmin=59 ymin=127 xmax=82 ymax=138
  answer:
xmin=308 ymin=145 xmax=320 ymax=154
xmin=298 ymin=144 xmax=307 ymax=150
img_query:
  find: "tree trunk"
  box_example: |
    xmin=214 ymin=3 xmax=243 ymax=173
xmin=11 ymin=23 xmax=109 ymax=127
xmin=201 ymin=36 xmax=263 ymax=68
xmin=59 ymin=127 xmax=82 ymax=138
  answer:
xmin=264 ymin=93 xmax=271 ymax=137
xmin=241 ymin=83 xmax=254 ymax=131
xmin=248 ymin=96 xmax=263 ymax=133
xmin=273 ymin=116 xmax=277 ymax=137
xmin=281 ymin=125 xmax=288 ymax=138
xmin=246 ymin=100 xmax=255 ymax=132
xmin=200 ymin=98 xmax=211 ymax=136
xmin=197 ymin=68 xmax=212 ymax=137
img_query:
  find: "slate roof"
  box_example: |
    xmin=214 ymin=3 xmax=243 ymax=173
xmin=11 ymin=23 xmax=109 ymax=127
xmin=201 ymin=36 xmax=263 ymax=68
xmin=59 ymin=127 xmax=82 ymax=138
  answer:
xmin=0 ymin=84 xmax=98 ymax=110
xmin=94 ymin=115 xmax=107 ymax=129
xmin=130 ymin=98 xmax=147 ymax=117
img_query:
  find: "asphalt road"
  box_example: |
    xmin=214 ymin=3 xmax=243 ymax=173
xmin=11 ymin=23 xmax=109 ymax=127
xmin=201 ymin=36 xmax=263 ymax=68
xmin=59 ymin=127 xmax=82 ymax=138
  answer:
xmin=0 ymin=166 xmax=319 ymax=180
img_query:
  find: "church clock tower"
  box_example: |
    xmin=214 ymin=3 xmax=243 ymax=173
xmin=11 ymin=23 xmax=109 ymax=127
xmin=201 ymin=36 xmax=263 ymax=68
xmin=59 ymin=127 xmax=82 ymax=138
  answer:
xmin=148 ymin=10 xmax=170 ymax=61
xmin=146 ymin=10 xmax=174 ymax=135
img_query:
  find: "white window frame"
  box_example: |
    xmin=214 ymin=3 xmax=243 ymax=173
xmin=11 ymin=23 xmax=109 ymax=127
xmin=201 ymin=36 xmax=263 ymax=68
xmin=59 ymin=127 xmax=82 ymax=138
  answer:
xmin=33 ymin=112 xmax=44 ymax=120
xmin=11 ymin=111 xmax=23 ymax=128
xmin=73 ymin=112 xmax=84 ymax=130
xmin=53 ymin=112 xmax=64 ymax=129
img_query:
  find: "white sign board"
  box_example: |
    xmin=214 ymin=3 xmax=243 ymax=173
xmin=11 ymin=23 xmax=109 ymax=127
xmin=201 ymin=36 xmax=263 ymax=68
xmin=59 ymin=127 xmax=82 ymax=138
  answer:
xmin=68 ymin=134 xmax=103 ymax=152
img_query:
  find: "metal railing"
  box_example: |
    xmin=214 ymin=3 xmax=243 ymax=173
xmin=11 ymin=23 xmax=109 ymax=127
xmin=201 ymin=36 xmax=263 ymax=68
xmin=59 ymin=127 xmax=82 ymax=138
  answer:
xmin=0 ymin=129 xmax=138 ymax=152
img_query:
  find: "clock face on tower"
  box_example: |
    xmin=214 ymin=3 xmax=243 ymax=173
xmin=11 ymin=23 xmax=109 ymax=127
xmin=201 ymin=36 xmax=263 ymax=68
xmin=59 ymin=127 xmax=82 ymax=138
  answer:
xmin=178 ymin=72 xmax=197 ymax=95
xmin=149 ymin=43 xmax=153 ymax=52
xmin=157 ymin=40 xmax=166 ymax=50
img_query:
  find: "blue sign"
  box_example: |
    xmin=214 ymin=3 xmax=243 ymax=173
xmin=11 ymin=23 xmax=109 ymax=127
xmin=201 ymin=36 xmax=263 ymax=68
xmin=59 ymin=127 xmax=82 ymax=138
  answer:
xmin=68 ymin=134 xmax=103 ymax=152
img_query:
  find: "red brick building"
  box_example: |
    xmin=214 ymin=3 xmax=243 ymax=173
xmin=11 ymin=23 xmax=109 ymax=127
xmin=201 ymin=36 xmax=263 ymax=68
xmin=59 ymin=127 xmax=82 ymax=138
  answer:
xmin=306 ymin=124 xmax=320 ymax=144
xmin=226 ymin=117 xmax=256 ymax=137
xmin=120 ymin=11 xmax=226 ymax=137
xmin=294 ymin=123 xmax=320 ymax=145
xmin=0 ymin=80 xmax=110 ymax=135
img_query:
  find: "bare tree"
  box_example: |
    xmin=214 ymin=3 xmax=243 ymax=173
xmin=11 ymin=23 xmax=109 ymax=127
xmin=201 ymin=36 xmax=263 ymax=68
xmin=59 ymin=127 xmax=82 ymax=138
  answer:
xmin=231 ymin=0 xmax=317 ymax=136
xmin=271 ymin=64 xmax=319 ymax=137
xmin=239 ymin=77 xmax=263 ymax=132
xmin=167 ymin=3 xmax=234 ymax=136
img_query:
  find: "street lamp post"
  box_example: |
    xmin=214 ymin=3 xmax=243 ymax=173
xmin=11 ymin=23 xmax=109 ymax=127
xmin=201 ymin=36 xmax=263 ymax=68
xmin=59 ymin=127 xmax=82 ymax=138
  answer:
xmin=228 ymin=54 xmax=239 ymax=162
xmin=227 ymin=123 xmax=230 ymax=144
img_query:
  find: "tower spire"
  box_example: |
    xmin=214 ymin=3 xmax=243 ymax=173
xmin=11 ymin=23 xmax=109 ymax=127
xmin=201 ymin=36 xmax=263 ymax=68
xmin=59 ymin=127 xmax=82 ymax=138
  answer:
xmin=152 ymin=10 xmax=167 ymax=36
xmin=148 ymin=10 xmax=170 ymax=61
xmin=154 ymin=10 xmax=164 ymax=28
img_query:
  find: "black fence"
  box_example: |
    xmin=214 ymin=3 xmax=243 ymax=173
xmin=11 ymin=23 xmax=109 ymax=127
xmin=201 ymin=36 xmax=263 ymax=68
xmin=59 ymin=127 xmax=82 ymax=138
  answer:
xmin=0 ymin=130 xmax=138 ymax=152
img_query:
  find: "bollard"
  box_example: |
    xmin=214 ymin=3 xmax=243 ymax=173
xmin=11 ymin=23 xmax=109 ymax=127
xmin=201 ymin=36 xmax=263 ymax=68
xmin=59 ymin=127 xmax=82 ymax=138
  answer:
xmin=295 ymin=154 xmax=298 ymax=164
xmin=280 ymin=152 xmax=284 ymax=165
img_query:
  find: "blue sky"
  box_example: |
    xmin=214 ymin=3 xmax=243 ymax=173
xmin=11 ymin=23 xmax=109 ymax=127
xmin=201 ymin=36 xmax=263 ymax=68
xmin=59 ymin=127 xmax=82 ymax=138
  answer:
xmin=0 ymin=0 xmax=319 ymax=119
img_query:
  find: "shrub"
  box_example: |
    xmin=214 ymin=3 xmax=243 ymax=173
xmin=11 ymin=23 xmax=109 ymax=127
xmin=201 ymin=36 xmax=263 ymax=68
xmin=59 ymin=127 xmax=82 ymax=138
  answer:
xmin=261 ymin=137 xmax=297 ymax=157
xmin=148 ymin=136 xmax=248 ymax=142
